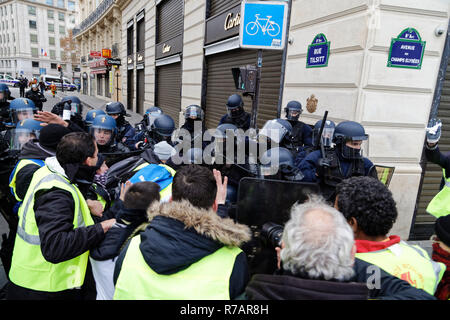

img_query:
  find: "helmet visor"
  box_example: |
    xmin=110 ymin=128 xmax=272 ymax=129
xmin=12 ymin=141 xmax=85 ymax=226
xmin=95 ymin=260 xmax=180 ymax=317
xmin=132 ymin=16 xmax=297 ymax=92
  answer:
xmin=92 ymin=128 xmax=113 ymax=146
xmin=71 ymin=103 xmax=81 ymax=115
xmin=286 ymin=109 xmax=300 ymax=121
xmin=10 ymin=129 xmax=37 ymax=151
xmin=12 ymin=108 xmax=35 ymax=123
xmin=321 ymin=127 xmax=335 ymax=147
xmin=259 ymin=121 xmax=287 ymax=144
xmin=227 ymin=107 xmax=243 ymax=119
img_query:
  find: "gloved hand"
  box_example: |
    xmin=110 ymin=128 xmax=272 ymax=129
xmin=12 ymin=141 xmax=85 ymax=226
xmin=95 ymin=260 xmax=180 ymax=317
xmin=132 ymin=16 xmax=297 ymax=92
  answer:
xmin=426 ymin=118 xmax=442 ymax=145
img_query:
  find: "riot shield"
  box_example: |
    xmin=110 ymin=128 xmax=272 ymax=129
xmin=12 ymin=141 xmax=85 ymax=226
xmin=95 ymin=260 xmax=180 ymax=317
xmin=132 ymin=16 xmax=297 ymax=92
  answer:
xmin=102 ymin=149 xmax=145 ymax=168
xmin=236 ymin=177 xmax=320 ymax=275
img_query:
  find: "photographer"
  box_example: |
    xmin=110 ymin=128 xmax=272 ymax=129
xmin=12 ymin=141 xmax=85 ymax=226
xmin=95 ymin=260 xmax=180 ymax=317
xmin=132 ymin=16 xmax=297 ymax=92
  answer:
xmin=244 ymin=196 xmax=436 ymax=300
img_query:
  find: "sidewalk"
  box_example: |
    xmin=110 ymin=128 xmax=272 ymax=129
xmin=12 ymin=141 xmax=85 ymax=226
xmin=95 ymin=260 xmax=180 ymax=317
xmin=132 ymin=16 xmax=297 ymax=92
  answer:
xmin=56 ymin=91 xmax=143 ymax=125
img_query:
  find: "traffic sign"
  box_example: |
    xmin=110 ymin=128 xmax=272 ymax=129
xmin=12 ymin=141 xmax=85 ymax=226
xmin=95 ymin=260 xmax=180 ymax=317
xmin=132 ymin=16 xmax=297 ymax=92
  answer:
xmin=387 ymin=28 xmax=426 ymax=69
xmin=239 ymin=0 xmax=288 ymax=50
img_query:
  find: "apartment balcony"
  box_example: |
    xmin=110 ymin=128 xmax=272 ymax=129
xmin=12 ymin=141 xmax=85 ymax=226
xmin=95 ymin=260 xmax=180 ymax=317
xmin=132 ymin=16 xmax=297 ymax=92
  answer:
xmin=73 ymin=0 xmax=119 ymax=38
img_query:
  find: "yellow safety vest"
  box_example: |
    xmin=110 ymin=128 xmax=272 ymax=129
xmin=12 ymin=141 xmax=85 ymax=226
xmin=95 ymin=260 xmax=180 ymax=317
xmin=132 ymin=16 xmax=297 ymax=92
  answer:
xmin=113 ymin=235 xmax=242 ymax=300
xmin=9 ymin=159 xmax=45 ymax=202
xmin=356 ymin=241 xmax=445 ymax=295
xmin=426 ymin=169 xmax=450 ymax=218
xmin=9 ymin=165 xmax=94 ymax=292
xmin=132 ymin=163 xmax=176 ymax=202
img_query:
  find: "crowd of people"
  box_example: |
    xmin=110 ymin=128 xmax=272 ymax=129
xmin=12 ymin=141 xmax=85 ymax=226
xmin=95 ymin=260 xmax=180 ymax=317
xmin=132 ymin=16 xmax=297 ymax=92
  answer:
xmin=0 ymin=87 xmax=448 ymax=301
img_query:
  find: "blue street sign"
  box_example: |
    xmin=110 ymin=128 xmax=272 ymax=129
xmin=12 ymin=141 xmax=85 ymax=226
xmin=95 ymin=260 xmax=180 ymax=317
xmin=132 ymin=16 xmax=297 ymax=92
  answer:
xmin=387 ymin=28 xmax=426 ymax=69
xmin=306 ymin=33 xmax=330 ymax=68
xmin=240 ymin=0 xmax=288 ymax=50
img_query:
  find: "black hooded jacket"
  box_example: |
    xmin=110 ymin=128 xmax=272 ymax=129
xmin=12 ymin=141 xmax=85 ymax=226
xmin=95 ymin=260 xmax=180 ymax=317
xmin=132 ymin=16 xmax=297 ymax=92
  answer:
xmin=114 ymin=200 xmax=252 ymax=299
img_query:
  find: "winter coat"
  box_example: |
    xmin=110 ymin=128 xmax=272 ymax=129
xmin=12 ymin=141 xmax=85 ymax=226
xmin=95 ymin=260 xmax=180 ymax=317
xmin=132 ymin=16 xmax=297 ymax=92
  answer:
xmin=113 ymin=200 xmax=252 ymax=299
xmin=245 ymin=258 xmax=436 ymax=300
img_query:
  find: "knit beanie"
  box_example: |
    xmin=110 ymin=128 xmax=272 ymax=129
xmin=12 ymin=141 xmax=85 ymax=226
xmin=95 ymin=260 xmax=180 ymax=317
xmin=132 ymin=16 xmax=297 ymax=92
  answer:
xmin=435 ymin=215 xmax=450 ymax=248
xmin=39 ymin=124 xmax=72 ymax=151
xmin=153 ymin=141 xmax=176 ymax=161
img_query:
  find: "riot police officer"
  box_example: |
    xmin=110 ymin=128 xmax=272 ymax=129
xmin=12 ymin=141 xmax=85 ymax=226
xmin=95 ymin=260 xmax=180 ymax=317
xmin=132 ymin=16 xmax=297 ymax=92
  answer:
xmin=179 ymin=104 xmax=207 ymax=150
xmin=51 ymin=96 xmax=86 ymax=131
xmin=105 ymin=101 xmax=136 ymax=150
xmin=91 ymin=114 xmax=130 ymax=154
xmin=298 ymin=120 xmax=377 ymax=202
xmin=25 ymin=83 xmax=47 ymax=112
xmin=284 ymin=100 xmax=313 ymax=153
xmin=258 ymin=118 xmax=294 ymax=152
xmin=259 ymin=147 xmax=304 ymax=181
xmin=0 ymin=83 xmax=12 ymax=128
xmin=294 ymin=119 xmax=336 ymax=167
xmin=219 ymin=94 xmax=251 ymax=131
xmin=134 ymin=106 xmax=163 ymax=149
xmin=150 ymin=114 xmax=176 ymax=146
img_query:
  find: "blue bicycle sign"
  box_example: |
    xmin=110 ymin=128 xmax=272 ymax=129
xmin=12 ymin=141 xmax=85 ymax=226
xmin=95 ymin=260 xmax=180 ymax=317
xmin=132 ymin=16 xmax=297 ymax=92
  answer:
xmin=240 ymin=0 xmax=288 ymax=50
xmin=245 ymin=14 xmax=281 ymax=37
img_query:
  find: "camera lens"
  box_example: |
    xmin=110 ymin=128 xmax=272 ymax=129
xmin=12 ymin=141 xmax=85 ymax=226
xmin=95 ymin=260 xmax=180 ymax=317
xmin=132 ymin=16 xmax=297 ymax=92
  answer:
xmin=261 ymin=222 xmax=284 ymax=248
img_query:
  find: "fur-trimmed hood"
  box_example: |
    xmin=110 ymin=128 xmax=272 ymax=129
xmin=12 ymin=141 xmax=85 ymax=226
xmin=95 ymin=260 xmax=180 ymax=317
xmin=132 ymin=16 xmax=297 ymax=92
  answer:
xmin=139 ymin=200 xmax=251 ymax=275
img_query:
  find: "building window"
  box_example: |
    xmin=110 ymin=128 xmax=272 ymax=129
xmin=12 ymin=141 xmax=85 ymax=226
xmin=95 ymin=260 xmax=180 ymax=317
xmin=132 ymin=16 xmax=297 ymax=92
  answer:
xmin=50 ymin=50 xmax=55 ymax=59
xmin=68 ymin=1 xmax=75 ymax=11
xmin=127 ymin=24 xmax=133 ymax=56
xmin=51 ymin=63 xmax=57 ymax=69
xmin=28 ymin=6 xmax=36 ymax=16
xmin=31 ymin=48 xmax=39 ymax=57
xmin=46 ymin=0 xmax=54 ymax=5
xmin=57 ymin=0 xmax=65 ymax=9
xmin=32 ymin=61 xmax=39 ymax=68
xmin=58 ymin=12 xmax=65 ymax=21
xmin=48 ymin=23 xmax=54 ymax=32
xmin=48 ymin=10 xmax=54 ymax=19
xmin=59 ymin=25 xmax=65 ymax=34
xmin=29 ymin=20 xmax=37 ymax=29
xmin=49 ymin=36 xmax=55 ymax=45
xmin=11 ymin=19 xmax=13 ymax=28
xmin=30 ymin=34 xmax=38 ymax=43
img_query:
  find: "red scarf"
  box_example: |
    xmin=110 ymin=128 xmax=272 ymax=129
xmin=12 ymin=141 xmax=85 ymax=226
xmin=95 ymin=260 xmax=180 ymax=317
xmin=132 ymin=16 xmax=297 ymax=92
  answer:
xmin=432 ymin=242 xmax=450 ymax=300
xmin=355 ymin=235 xmax=401 ymax=253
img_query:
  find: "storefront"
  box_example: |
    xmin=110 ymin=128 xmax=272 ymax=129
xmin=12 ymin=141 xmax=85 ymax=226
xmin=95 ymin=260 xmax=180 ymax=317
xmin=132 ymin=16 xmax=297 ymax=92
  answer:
xmin=154 ymin=0 xmax=184 ymax=126
xmin=202 ymin=1 xmax=284 ymax=129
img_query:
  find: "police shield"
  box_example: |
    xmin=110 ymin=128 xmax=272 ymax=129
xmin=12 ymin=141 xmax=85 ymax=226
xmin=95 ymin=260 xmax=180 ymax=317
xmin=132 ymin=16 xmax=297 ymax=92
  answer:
xmin=236 ymin=177 xmax=320 ymax=275
xmin=102 ymin=149 xmax=145 ymax=168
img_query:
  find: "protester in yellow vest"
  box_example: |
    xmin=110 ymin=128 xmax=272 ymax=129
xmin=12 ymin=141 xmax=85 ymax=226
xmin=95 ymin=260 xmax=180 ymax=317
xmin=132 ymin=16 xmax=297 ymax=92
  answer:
xmin=424 ymin=118 xmax=450 ymax=218
xmin=113 ymin=165 xmax=251 ymax=300
xmin=335 ymin=176 xmax=446 ymax=296
xmin=6 ymin=132 xmax=116 ymax=300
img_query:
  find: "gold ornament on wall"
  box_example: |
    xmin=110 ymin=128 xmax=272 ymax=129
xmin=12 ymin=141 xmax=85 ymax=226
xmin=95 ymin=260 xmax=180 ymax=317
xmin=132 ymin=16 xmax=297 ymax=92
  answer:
xmin=306 ymin=94 xmax=318 ymax=113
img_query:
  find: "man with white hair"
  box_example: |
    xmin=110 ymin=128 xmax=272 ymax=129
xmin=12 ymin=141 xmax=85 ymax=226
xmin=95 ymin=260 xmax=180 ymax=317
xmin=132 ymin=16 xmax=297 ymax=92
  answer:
xmin=244 ymin=196 xmax=436 ymax=300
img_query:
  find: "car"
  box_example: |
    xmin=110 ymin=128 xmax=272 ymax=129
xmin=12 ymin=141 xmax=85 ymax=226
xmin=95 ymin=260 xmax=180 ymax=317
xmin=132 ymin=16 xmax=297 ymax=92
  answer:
xmin=0 ymin=74 xmax=20 ymax=87
xmin=41 ymin=74 xmax=77 ymax=91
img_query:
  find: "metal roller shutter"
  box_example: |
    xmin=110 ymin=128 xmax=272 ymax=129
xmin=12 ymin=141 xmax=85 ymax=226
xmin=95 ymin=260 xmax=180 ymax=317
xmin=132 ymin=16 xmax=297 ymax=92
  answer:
xmin=157 ymin=0 xmax=184 ymax=43
xmin=156 ymin=62 xmax=182 ymax=127
xmin=208 ymin=0 xmax=241 ymax=18
xmin=204 ymin=48 xmax=283 ymax=130
xmin=413 ymin=58 xmax=450 ymax=239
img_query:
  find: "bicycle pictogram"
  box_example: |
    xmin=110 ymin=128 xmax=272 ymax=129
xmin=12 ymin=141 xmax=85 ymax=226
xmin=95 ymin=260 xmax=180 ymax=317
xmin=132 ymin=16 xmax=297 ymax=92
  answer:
xmin=245 ymin=14 xmax=281 ymax=37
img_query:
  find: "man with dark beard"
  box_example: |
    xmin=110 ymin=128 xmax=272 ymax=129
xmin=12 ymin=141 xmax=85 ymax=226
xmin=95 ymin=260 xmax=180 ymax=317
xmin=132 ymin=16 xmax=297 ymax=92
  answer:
xmin=7 ymin=132 xmax=116 ymax=300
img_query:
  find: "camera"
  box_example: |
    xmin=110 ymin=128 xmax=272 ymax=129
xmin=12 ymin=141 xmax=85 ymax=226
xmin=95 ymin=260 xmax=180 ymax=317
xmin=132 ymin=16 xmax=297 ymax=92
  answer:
xmin=260 ymin=222 xmax=283 ymax=248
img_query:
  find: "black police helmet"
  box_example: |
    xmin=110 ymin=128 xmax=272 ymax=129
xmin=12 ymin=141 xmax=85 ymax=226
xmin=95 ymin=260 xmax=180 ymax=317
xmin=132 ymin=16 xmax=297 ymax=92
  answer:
xmin=333 ymin=121 xmax=368 ymax=143
xmin=284 ymin=100 xmax=302 ymax=121
xmin=153 ymin=114 xmax=175 ymax=137
xmin=105 ymin=102 xmax=128 ymax=116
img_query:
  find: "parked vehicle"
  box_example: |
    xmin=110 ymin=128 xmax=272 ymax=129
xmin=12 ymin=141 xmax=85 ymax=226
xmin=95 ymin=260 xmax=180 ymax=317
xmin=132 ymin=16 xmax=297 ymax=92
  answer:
xmin=41 ymin=74 xmax=77 ymax=91
xmin=0 ymin=74 xmax=20 ymax=87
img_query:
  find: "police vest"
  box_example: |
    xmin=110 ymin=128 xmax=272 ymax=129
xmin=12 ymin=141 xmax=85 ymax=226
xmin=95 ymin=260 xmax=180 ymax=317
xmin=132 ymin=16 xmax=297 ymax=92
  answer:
xmin=113 ymin=235 xmax=242 ymax=300
xmin=9 ymin=165 xmax=94 ymax=292
xmin=290 ymin=121 xmax=305 ymax=148
xmin=9 ymin=158 xmax=45 ymax=202
xmin=426 ymin=168 xmax=450 ymax=218
xmin=356 ymin=241 xmax=445 ymax=295
xmin=130 ymin=163 xmax=176 ymax=202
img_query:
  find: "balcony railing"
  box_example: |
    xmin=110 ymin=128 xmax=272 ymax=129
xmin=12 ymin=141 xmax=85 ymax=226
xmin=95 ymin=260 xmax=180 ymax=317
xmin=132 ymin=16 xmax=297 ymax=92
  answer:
xmin=73 ymin=0 xmax=114 ymax=37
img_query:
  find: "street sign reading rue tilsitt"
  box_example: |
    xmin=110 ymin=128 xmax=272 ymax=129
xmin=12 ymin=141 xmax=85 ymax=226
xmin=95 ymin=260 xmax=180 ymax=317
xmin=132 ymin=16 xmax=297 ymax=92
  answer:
xmin=239 ymin=0 xmax=288 ymax=50
xmin=306 ymin=33 xmax=330 ymax=68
